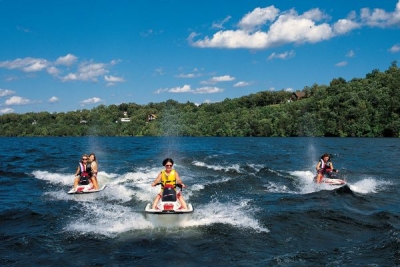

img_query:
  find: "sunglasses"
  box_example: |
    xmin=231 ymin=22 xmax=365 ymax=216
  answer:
xmin=82 ymin=158 xmax=88 ymax=160
xmin=165 ymin=164 xmax=172 ymax=167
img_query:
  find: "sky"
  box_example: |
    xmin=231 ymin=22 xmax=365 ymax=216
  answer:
xmin=0 ymin=0 xmax=399 ymax=114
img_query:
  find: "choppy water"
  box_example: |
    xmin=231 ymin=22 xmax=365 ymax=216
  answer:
xmin=0 ymin=137 xmax=399 ymax=266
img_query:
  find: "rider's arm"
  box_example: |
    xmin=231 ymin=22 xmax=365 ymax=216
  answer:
xmin=316 ymin=161 xmax=321 ymax=171
xmin=330 ymin=163 xmax=335 ymax=171
xmin=91 ymin=161 xmax=98 ymax=177
xmin=74 ymin=166 xmax=80 ymax=176
xmin=175 ymin=172 xmax=185 ymax=187
xmin=151 ymin=173 xmax=162 ymax=187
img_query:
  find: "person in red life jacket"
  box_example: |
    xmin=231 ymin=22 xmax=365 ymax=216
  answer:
xmin=151 ymin=158 xmax=188 ymax=210
xmin=315 ymin=153 xmax=338 ymax=183
xmin=73 ymin=154 xmax=95 ymax=190
xmin=89 ymin=153 xmax=99 ymax=190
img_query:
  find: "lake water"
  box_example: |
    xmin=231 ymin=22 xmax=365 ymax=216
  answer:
xmin=0 ymin=137 xmax=399 ymax=266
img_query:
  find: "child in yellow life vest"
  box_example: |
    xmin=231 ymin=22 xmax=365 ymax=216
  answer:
xmin=151 ymin=158 xmax=188 ymax=210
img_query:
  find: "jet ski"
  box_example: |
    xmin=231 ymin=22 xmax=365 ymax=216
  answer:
xmin=144 ymin=183 xmax=194 ymax=214
xmin=67 ymin=175 xmax=106 ymax=194
xmin=315 ymin=168 xmax=346 ymax=185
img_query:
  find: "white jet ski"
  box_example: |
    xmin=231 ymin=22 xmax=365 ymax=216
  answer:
xmin=68 ymin=175 xmax=106 ymax=194
xmin=315 ymin=168 xmax=346 ymax=186
xmin=145 ymin=183 xmax=194 ymax=214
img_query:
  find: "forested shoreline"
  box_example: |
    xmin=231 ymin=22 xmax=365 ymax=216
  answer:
xmin=1 ymin=63 xmax=399 ymax=137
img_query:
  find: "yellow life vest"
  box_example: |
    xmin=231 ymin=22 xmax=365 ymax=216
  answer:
xmin=161 ymin=169 xmax=176 ymax=187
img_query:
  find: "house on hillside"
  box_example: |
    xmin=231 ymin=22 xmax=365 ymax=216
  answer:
xmin=147 ymin=114 xmax=157 ymax=122
xmin=291 ymin=91 xmax=306 ymax=101
xmin=119 ymin=111 xmax=130 ymax=122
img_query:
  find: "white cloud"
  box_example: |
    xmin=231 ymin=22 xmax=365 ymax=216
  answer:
xmin=268 ymin=50 xmax=295 ymax=60
xmin=212 ymin=16 xmax=232 ymax=29
xmin=0 ymin=108 xmax=14 ymax=114
xmin=193 ymin=86 xmax=224 ymax=94
xmin=48 ymin=96 xmax=59 ymax=103
xmin=5 ymin=96 xmax=31 ymax=105
xmin=238 ymin=6 xmax=279 ymax=32
xmin=361 ymin=1 xmax=400 ymax=27
xmin=47 ymin=66 xmax=60 ymax=75
xmin=176 ymin=73 xmax=201 ymax=78
xmin=0 ymin=57 xmax=49 ymax=72
xmin=156 ymin=85 xmax=224 ymax=94
xmin=346 ymin=50 xmax=356 ymax=57
xmin=55 ymin=54 xmax=78 ymax=66
xmin=62 ymin=62 xmax=109 ymax=82
xmin=104 ymin=75 xmax=125 ymax=82
xmin=80 ymin=97 xmax=102 ymax=106
xmin=0 ymin=89 xmax=16 ymax=97
xmin=190 ymin=2 xmax=400 ymax=50
xmin=211 ymin=75 xmax=235 ymax=82
xmin=190 ymin=7 xmax=334 ymax=49
xmin=335 ymin=61 xmax=348 ymax=67
xmin=333 ymin=18 xmax=361 ymax=35
xmin=169 ymin=84 xmax=192 ymax=93
xmin=234 ymin=81 xmax=251 ymax=87
xmin=389 ymin=44 xmax=400 ymax=53
xmin=0 ymin=54 xmax=121 ymax=85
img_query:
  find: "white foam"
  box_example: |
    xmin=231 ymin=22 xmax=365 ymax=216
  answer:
xmin=192 ymin=160 xmax=241 ymax=173
xmin=36 ymin=168 xmax=269 ymax=235
xmin=181 ymin=199 xmax=269 ymax=233
xmin=349 ymin=178 xmax=392 ymax=194
xmin=65 ymin=202 xmax=153 ymax=237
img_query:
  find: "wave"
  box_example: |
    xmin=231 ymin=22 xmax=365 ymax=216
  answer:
xmin=32 ymin=168 xmax=267 ymax=237
xmin=288 ymin=170 xmax=392 ymax=195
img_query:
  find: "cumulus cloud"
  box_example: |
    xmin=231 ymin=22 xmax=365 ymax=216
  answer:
xmin=346 ymin=50 xmax=356 ymax=57
xmin=5 ymin=96 xmax=31 ymax=105
xmin=55 ymin=54 xmax=78 ymax=66
xmin=389 ymin=44 xmax=400 ymax=53
xmin=104 ymin=75 xmax=125 ymax=82
xmin=168 ymin=84 xmax=193 ymax=93
xmin=335 ymin=61 xmax=348 ymax=67
xmin=0 ymin=57 xmax=49 ymax=72
xmin=0 ymin=54 xmax=122 ymax=86
xmin=193 ymin=86 xmax=224 ymax=94
xmin=234 ymin=81 xmax=251 ymax=87
xmin=238 ymin=6 xmax=279 ymax=32
xmin=61 ymin=62 xmax=109 ymax=82
xmin=0 ymin=108 xmax=14 ymax=114
xmin=189 ymin=2 xmax=400 ymax=50
xmin=80 ymin=97 xmax=102 ymax=106
xmin=211 ymin=75 xmax=235 ymax=82
xmin=48 ymin=96 xmax=59 ymax=103
xmin=0 ymin=89 xmax=16 ymax=97
xmin=360 ymin=2 xmax=400 ymax=27
xmin=154 ymin=85 xmax=224 ymax=94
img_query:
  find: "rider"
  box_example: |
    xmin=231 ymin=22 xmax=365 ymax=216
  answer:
xmin=73 ymin=154 xmax=95 ymax=190
xmin=151 ymin=158 xmax=188 ymax=210
xmin=315 ymin=153 xmax=337 ymax=183
xmin=88 ymin=153 xmax=99 ymax=190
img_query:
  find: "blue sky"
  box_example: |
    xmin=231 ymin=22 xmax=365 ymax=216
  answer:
xmin=0 ymin=0 xmax=399 ymax=114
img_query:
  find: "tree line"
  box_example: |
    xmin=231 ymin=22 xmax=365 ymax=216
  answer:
xmin=1 ymin=62 xmax=399 ymax=137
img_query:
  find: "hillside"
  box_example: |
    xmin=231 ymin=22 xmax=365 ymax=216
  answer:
xmin=0 ymin=62 xmax=399 ymax=137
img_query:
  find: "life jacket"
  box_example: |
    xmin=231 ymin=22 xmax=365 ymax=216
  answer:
xmin=78 ymin=162 xmax=92 ymax=178
xmin=161 ymin=169 xmax=176 ymax=189
xmin=320 ymin=159 xmax=332 ymax=171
